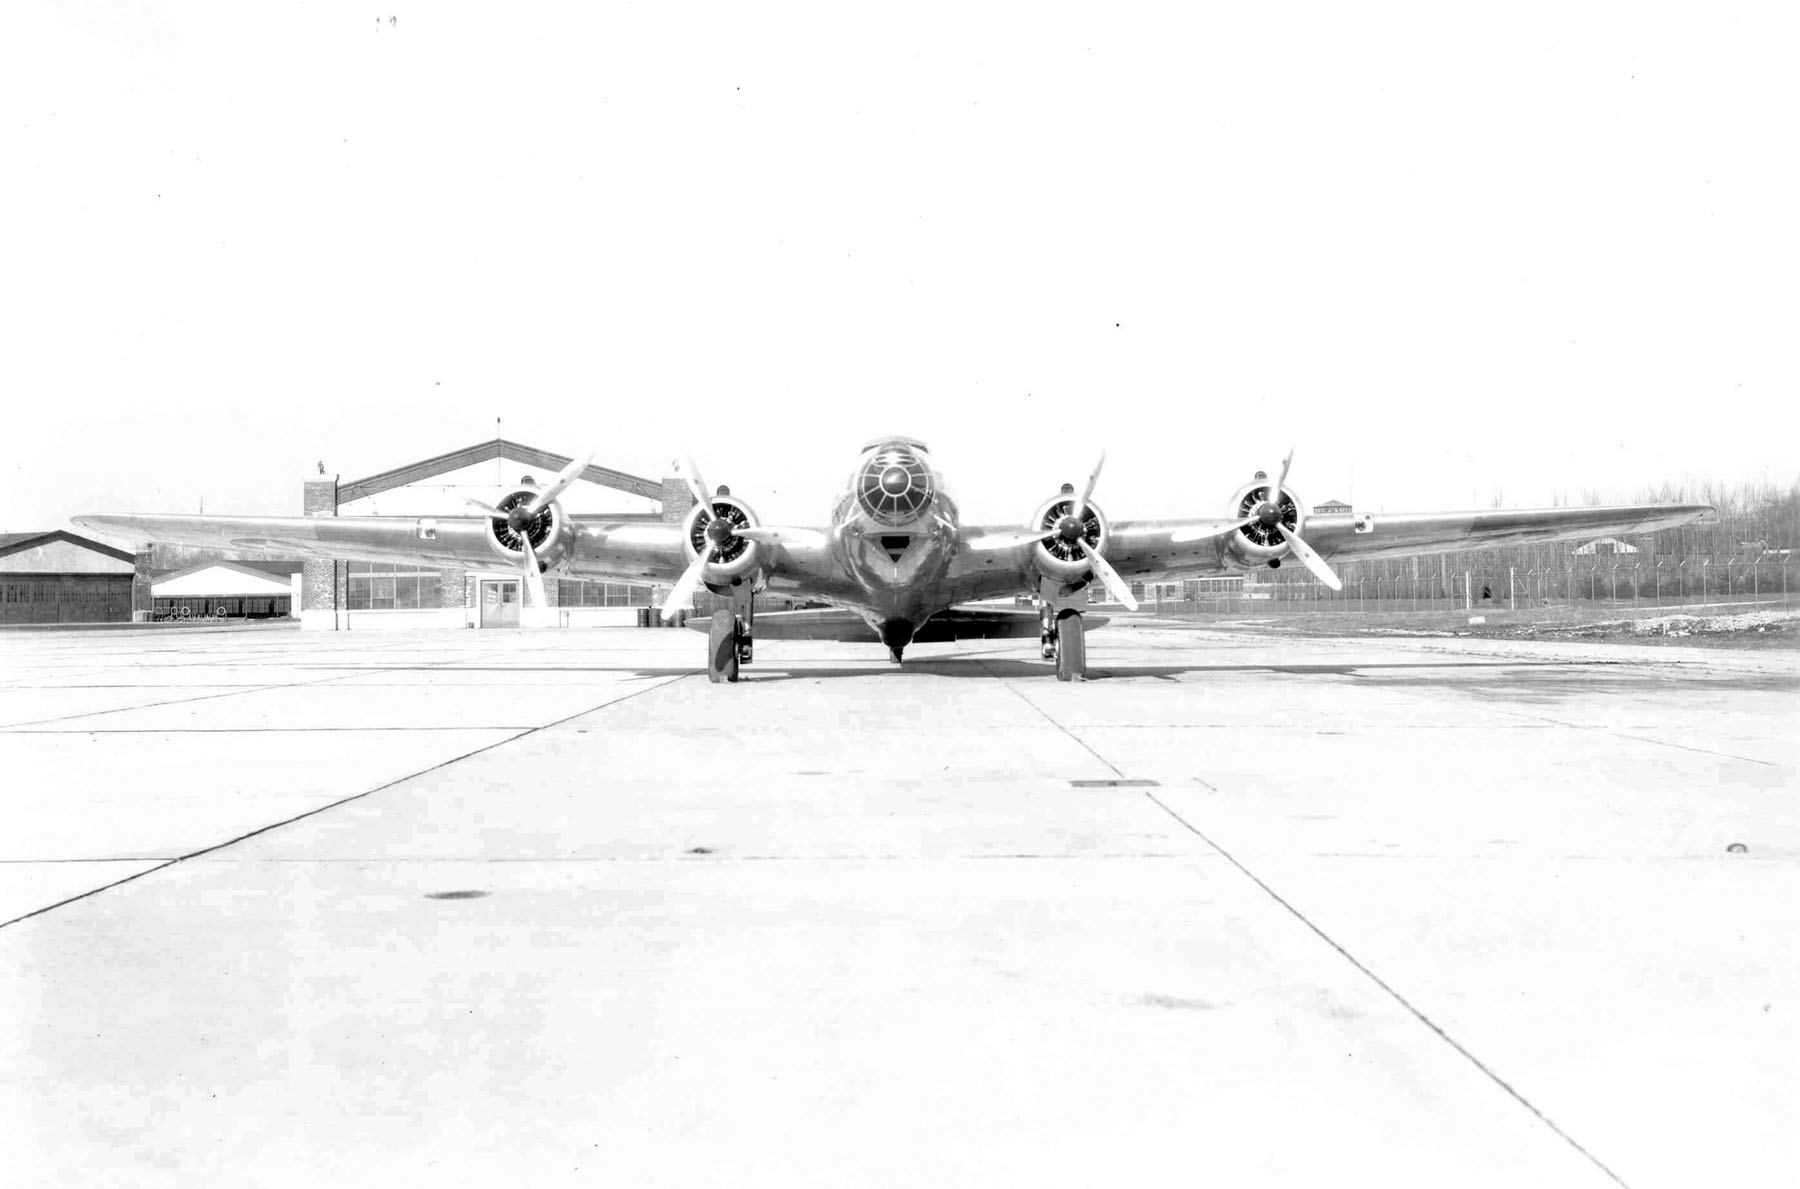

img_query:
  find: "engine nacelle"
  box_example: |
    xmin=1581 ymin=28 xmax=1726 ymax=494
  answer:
xmin=1027 ymin=492 xmax=1112 ymax=584
xmin=683 ymin=494 xmax=763 ymax=584
xmin=1222 ymin=477 xmax=1305 ymax=569
xmin=483 ymin=486 xmax=574 ymax=570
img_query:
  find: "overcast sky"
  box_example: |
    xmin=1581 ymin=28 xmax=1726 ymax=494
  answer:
xmin=4 ymin=2 xmax=1795 ymax=531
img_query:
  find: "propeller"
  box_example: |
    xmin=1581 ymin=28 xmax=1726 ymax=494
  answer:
xmin=1169 ymin=515 xmax=1256 ymax=544
xmin=658 ymin=451 xmax=817 ymax=621
xmin=966 ymin=526 xmax=1059 ymax=552
xmin=1180 ymin=447 xmax=1342 ymax=590
xmin=464 ymin=448 xmax=597 ymax=610
xmin=519 ymin=534 xmax=548 ymax=607
xmin=1277 ymin=523 xmax=1343 ymax=590
xmin=661 ymin=531 xmax=719 ymax=622
xmin=962 ymin=453 xmax=1136 ymax=605
xmin=1268 ymin=449 xmax=1293 ymax=509
xmin=1077 ymin=538 xmax=1138 ymax=611
xmin=1070 ymin=450 xmax=1105 ymax=525
xmin=734 ymin=526 xmax=830 ymax=550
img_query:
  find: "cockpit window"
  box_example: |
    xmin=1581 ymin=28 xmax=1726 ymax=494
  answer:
xmin=857 ymin=447 xmax=935 ymax=526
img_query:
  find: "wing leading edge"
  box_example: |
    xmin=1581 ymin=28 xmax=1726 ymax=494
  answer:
xmin=72 ymin=513 xmax=699 ymax=584
xmin=1095 ymin=502 xmax=1712 ymax=584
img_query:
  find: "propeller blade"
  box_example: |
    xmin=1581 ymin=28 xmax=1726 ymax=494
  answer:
xmin=526 ymin=448 xmax=598 ymax=516
xmin=660 ymin=541 xmax=715 ymax=622
xmin=1071 ymin=451 xmax=1106 ymax=524
xmin=965 ymin=528 xmax=1059 ymax=552
xmin=734 ymin=526 xmax=830 ymax=550
xmin=1078 ymin=538 xmax=1139 ymax=611
xmin=519 ymin=535 xmax=548 ymax=607
xmin=1169 ymin=516 xmax=1255 ymax=544
xmin=681 ymin=451 xmax=714 ymax=513
xmin=1269 ymin=449 xmax=1293 ymax=505
xmin=463 ymin=497 xmax=508 ymax=519
xmin=1277 ymin=525 xmax=1343 ymax=591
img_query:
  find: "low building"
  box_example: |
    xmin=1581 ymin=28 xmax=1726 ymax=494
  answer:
xmin=151 ymin=560 xmax=302 ymax=620
xmin=0 ymin=531 xmax=138 ymax=625
xmin=1573 ymin=536 xmax=1640 ymax=556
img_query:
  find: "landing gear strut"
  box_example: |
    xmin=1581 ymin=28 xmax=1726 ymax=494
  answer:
xmin=707 ymin=610 xmax=739 ymax=683
xmin=1053 ymin=610 xmax=1086 ymax=682
xmin=706 ymin=591 xmax=756 ymax=683
xmin=1037 ymin=576 xmax=1090 ymax=682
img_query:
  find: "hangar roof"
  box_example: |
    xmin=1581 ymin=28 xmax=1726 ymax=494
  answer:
xmin=154 ymin=559 xmax=301 ymax=581
xmin=0 ymin=530 xmax=134 ymax=569
xmin=339 ymin=438 xmax=661 ymax=505
xmin=152 ymin=561 xmax=298 ymax=598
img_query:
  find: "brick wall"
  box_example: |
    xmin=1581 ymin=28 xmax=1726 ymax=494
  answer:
xmin=301 ymin=476 xmax=339 ymax=620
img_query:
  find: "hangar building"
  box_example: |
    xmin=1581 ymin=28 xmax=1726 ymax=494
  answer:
xmin=300 ymin=438 xmax=693 ymax=631
xmin=151 ymin=560 xmax=303 ymax=620
xmin=0 ymin=531 xmax=139 ymax=625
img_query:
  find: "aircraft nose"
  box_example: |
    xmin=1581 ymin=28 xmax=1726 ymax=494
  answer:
xmin=881 ymin=467 xmax=909 ymax=495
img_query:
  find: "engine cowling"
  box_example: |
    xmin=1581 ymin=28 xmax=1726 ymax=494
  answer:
xmin=1223 ymin=476 xmax=1305 ymax=569
xmin=483 ymin=486 xmax=574 ymax=569
xmin=683 ymin=493 xmax=763 ymax=584
xmin=1028 ymin=492 xmax=1111 ymax=583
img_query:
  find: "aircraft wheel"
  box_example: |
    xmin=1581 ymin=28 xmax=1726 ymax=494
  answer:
xmin=1055 ymin=611 xmax=1085 ymax=682
xmin=708 ymin=610 xmax=740 ymax=683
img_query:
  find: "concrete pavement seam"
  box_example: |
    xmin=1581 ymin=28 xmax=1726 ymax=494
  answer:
xmin=978 ymin=661 xmax=1125 ymax=777
xmin=1143 ymin=788 xmax=1632 ymax=1189
xmin=0 ymin=670 xmax=698 ymax=931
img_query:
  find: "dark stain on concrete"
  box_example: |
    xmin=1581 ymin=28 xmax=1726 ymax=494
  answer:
xmin=1140 ymin=993 xmax=1224 ymax=1011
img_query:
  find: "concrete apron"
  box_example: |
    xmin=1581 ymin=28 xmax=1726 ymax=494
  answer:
xmin=0 ymin=626 xmax=1794 ymax=1188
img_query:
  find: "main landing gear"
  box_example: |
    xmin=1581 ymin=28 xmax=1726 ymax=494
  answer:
xmin=1037 ymin=577 xmax=1089 ymax=682
xmin=706 ymin=594 xmax=756 ymax=684
xmin=1051 ymin=609 xmax=1086 ymax=682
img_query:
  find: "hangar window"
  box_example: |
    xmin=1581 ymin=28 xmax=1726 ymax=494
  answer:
xmin=557 ymin=579 xmax=653 ymax=608
xmin=346 ymin=562 xmax=443 ymax=610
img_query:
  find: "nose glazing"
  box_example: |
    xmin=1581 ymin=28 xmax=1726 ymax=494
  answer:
xmin=858 ymin=448 xmax=934 ymax=526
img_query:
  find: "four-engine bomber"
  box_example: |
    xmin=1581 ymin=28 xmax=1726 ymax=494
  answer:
xmin=76 ymin=437 xmax=1713 ymax=684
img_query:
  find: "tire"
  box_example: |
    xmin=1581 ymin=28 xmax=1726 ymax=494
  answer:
xmin=707 ymin=610 xmax=739 ymax=683
xmin=1055 ymin=610 xmax=1085 ymax=682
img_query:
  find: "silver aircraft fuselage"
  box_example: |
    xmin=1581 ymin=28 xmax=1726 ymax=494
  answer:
xmin=822 ymin=438 xmax=965 ymax=646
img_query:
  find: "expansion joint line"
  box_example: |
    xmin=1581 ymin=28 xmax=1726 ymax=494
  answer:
xmin=979 ymin=661 xmax=1124 ymax=777
xmin=1143 ymin=789 xmax=1631 ymax=1189
xmin=0 ymin=671 xmax=698 ymax=931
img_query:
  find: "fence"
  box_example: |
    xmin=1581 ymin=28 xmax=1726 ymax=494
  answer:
xmin=1140 ymin=537 xmax=1797 ymax=619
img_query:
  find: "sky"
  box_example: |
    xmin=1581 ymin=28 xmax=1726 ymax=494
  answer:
xmin=4 ymin=2 xmax=1796 ymax=533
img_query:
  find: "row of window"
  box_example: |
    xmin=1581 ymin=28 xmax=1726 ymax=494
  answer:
xmin=557 ymin=579 xmax=653 ymax=607
xmin=1 ymin=578 xmax=129 ymax=604
xmin=346 ymin=563 xmax=443 ymax=611
xmin=340 ymin=565 xmax=654 ymax=610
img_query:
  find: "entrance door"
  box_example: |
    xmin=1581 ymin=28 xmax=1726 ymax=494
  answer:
xmin=480 ymin=580 xmax=520 ymax=628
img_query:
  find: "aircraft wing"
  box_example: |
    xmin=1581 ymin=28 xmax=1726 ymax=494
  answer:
xmin=1092 ymin=502 xmax=1712 ymax=583
xmin=71 ymin=513 xmax=695 ymax=583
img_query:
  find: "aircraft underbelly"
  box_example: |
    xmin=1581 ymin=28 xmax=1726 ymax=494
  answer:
xmin=839 ymin=529 xmax=953 ymax=628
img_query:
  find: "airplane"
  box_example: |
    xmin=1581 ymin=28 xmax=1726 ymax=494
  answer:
xmin=75 ymin=437 xmax=1712 ymax=683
